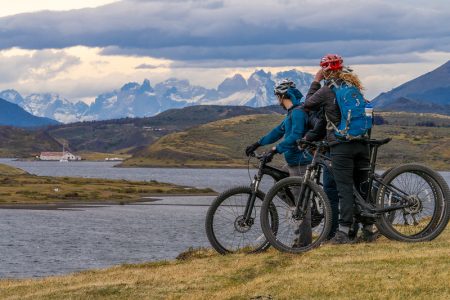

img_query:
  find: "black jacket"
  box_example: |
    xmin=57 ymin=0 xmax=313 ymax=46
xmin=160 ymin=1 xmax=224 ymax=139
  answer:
xmin=304 ymin=108 xmax=326 ymax=142
xmin=304 ymin=81 xmax=341 ymax=143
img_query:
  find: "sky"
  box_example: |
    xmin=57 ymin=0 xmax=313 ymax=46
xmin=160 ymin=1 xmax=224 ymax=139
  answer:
xmin=0 ymin=0 xmax=449 ymax=102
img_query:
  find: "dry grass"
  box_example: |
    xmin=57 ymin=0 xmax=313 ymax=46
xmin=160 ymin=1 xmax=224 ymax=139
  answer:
xmin=0 ymin=163 xmax=28 ymax=176
xmin=1 ymin=227 xmax=449 ymax=299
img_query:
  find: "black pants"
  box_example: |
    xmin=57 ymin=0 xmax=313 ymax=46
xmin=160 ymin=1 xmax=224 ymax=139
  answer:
xmin=330 ymin=141 xmax=370 ymax=228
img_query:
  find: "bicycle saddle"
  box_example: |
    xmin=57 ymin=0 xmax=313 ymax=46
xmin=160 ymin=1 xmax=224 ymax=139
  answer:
xmin=367 ymin=138 xmax=391 ymax=146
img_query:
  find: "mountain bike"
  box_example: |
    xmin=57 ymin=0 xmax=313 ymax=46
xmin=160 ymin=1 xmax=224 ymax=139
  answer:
xmin=260 ymin=138 xmax=450 ymax=253
xmin=205 ymin=152 xmax=289 ymax=254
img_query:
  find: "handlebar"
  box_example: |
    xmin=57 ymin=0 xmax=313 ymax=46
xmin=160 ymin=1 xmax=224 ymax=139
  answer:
xmin=297 ymin=139 xmax=329 ymax=150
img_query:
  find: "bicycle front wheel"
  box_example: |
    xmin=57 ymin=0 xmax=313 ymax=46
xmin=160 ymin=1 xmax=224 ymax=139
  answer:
xmin=376 ymin=164 xmax=449 ymax=242
xmin=205 ymin=186 xmax=278 ymax=254
xmin=260 ymin=177 xmax=332 ymax=253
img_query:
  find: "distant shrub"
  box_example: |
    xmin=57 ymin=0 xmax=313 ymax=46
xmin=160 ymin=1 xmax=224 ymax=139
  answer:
xmin=373 ymin=115 xmax=388 ymax=125
xmin=64 ymin=192 xmax=80 ymax=198
xmin=415 ymin=121 xmax=437 ymax=127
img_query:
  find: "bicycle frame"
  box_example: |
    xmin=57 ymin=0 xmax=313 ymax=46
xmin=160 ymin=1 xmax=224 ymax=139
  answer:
xmin=293 ymin=140 xmax=415 ymax=219
xmin=242 ymin=155 xmax=289 ymax=222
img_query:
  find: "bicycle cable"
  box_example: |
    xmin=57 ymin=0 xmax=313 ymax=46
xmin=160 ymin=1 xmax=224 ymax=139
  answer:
xmin=247 ymin=154 xmax=252 ymax=183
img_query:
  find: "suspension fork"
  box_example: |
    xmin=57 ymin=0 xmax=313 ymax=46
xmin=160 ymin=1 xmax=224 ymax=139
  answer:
xmin=293 ymin=166 xmax=313 ymax=218
xmin=243 ymin=174 xmax=261 ymax=221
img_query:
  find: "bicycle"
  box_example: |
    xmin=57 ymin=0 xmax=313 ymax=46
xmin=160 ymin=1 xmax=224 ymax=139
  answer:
xmin=260 ymin=138 xmax=450 ymax=253
xmin=205 ymin=152 xmax=289 ymax=254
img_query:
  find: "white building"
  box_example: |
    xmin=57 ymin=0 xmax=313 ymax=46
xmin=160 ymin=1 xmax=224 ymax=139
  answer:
xmin=39 ymin=151 xmax=81 ymax=161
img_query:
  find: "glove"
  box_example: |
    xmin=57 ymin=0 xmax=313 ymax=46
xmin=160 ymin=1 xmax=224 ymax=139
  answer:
xmin=263 ymin=148 xmax=277 ymax=163
xmin=298 ymin=138 xmax=308 ymax=150
xmin=245 ymin=142 xmax=260 ymax=157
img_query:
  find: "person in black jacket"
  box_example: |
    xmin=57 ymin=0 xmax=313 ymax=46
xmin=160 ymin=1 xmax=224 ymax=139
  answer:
xmin=303 ymin=54 xmax=377 ymax=244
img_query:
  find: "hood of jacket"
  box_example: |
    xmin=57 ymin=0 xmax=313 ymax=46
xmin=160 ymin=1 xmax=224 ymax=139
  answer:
xmin=286 ymin=87 xmax=304 ymax=107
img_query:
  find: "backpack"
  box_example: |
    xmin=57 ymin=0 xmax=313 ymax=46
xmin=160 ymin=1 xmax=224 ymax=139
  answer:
xmin=327 ymin=80 xmax=373 ymax=139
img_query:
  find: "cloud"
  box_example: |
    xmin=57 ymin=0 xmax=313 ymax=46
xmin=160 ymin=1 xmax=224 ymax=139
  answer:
xmin=0 ymin=49 xmax=80 ymax=83
xmin=0 ymin=0 xmax=448 ymax=66
xmin=135 ymin=63 xmax=168 ymax=69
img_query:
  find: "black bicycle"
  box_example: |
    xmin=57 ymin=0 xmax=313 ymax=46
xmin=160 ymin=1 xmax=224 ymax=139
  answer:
xmin=260 ymin=138 xmax=450 ymax=253
xmin=205 ymin=152 xmax=289 ymax=254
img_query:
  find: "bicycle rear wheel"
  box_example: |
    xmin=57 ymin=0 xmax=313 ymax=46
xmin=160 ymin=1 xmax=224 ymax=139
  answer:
xmin=205 ymin=186 xmax=278 ymax=254
xmin=376 ymin=164 xmax=449 ymax=242
xmin=260 ymin=177 xmax=331 ymax=253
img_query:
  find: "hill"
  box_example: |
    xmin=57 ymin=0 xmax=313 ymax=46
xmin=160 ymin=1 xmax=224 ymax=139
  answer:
xmin=372 ymin=61 xmax=450 ymax=114
xmin=1 ymin=227 xmax=449 ymax=299
xmin=0 ymin=126 xmax=61 ymax=157
xmin=45 ymin=105 xmax=283 ymax=154
xmin=0 ymin=105 xmax=282 ymax=158
xmin=0 ymin=163 xmax=27 ymax=176
xmin=121 ymin=114 xmax=285 ymax=168
xmin=0 ymin=98 xmax=59 ymax=128
xmin=123 ymin=112 xmax=450 ymax=170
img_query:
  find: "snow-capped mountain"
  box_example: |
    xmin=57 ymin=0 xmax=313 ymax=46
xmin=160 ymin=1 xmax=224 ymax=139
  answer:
xmin=1 ymin=69 xmax=314 ymax=123
xmin=203 ymin=69 xmax=314 ymax=107
xmin=0 ymin=90 xmax=89 ymax=123
xmin=88 ymin=79 xmax=161 ymax=119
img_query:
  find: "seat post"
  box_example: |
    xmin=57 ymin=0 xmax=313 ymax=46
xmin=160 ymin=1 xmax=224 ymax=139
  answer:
xmin=369 ymin=144 xmax=378 ymax=175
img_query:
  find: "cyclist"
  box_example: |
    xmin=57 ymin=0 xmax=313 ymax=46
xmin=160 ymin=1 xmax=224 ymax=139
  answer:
xmin=303 ymin=54 xmax=377 ymax=244
xmin=245 ymin=79 xmax=312 ymax=246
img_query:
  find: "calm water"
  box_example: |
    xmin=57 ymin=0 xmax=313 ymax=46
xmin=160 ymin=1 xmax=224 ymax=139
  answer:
xmin=0 ymin=159 xmax=449 ymax=278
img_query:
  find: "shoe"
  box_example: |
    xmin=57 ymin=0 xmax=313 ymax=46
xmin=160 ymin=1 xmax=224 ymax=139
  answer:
xmin=328 ymin=230 xmax=352 ymax=245
xmin=355 ymin=228 xmax=380 ymax=243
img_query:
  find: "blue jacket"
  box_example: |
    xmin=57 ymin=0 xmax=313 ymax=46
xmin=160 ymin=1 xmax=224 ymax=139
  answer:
xmin=258 ymin=88 xmax=312 ymax=166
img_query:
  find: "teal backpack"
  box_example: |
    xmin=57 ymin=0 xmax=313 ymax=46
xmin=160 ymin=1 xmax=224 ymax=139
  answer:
xmin=327 ymin=80 xmax=373 ymax=139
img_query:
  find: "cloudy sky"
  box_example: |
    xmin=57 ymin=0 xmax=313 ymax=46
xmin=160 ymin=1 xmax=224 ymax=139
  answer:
xmin=0 ymin=0 xmax=449 ymax=102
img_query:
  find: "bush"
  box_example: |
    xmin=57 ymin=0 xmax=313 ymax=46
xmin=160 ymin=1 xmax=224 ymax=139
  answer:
xmin=373 ymin=115 xmax=388 ymax=125
xmin=415 ymin=121 xmax=437 ymax=127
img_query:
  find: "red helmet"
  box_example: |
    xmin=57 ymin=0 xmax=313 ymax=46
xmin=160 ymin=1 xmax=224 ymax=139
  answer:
xmin=320 ymin=54 xmax=344 ymax=71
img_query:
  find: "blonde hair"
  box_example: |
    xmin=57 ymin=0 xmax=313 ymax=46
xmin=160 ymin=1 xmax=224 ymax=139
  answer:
xmin=325 ymin=69 xmax=364 ymax=91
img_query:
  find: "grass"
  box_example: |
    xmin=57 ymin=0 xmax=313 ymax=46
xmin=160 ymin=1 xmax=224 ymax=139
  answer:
xmin=0 ymin=163 xmax=28 ymax=176
xmin=0 ymin=164 xmax=214 ymax=205
xmin=1 ymin=227 xmax=448 ymax=299
xmin=122 ymin=112 xmax=450 ymax=170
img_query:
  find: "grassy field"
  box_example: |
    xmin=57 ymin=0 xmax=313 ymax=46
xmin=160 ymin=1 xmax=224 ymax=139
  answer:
xmin=122 ymin=112 xmax=450 ymax=170
xmin=0 ymin=164 xmax=213 ymax=205
xmin=1 ymin=226 xmax=448 ymax=299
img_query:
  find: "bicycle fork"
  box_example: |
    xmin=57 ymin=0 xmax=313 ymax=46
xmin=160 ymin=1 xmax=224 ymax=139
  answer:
xmin=293 ymin=167 xmax=312 ymax=220
xmin=242 ymin=176 xmax=261 ymax=224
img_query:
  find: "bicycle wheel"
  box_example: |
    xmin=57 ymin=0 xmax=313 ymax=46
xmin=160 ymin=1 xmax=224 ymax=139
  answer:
xmin=376 ymin=164 xmax=449 ymax=242
xmin=260 ymin=177 xmax=332 ymax=253
xmin=205 ymin=186 xmax=278 ymax=254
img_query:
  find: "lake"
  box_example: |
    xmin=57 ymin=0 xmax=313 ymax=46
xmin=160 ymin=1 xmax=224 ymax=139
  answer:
xmin=0 ymin=159 xmax=449 ymax=278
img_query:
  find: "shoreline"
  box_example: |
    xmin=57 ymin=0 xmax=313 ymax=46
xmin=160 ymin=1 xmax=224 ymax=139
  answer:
xmin=0 ymin=192 xmax=217 ymax=210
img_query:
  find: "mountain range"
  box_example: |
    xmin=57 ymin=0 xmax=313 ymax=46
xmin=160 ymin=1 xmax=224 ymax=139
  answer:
xmin=372 ymin=60 xmax=450 ymax=114
xmin=1 ymin=61 xmax=449 ymax=127
xmin=0 ymin=69 xmax=313 ymax=123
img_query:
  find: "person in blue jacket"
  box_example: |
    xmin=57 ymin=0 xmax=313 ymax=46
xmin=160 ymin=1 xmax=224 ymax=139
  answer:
xmin=245 ymin=79 xmax=312 ymax=246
